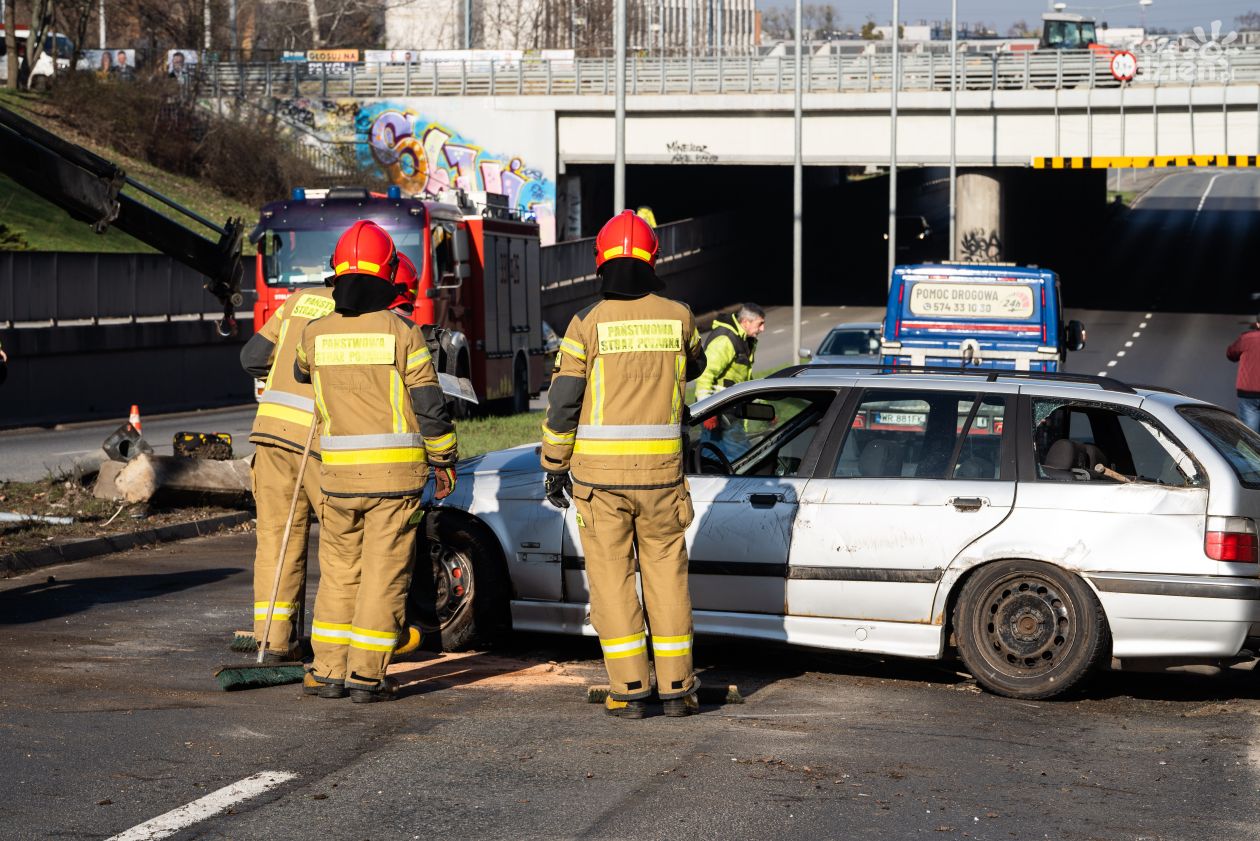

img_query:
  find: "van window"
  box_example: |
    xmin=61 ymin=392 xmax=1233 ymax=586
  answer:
xmin=834 ymin=390 xmax=1008 ymax=480
xmin=1034 ymin=399 xmax=1202 ymax=486
xmin=1179 ymin=406 xmax=1260 ymax=488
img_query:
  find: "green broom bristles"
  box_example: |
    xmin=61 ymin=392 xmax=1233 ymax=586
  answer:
xmin=229 ymin=631 xmax=259 ymax=653
xmin=214 ymin=663 xmax=306 ymax=691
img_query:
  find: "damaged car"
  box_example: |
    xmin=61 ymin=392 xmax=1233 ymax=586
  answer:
xmin=411 ymin=367 xmax=1260 ymax=699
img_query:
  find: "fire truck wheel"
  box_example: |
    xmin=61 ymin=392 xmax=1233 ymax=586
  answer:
xmin=406 ymin=511 xmax=510 ymax=652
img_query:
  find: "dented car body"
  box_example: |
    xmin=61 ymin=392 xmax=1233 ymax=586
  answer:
xmin=432 ymin=368 xmax=1260 ymax=698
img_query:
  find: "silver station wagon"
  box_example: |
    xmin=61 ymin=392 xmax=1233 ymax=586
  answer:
xmin=414 ymin=367 xmax=1260 ymax=699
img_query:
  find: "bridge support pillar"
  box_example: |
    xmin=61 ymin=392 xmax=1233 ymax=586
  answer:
xmin=955 ymin=170 xmax=1007 ymax=263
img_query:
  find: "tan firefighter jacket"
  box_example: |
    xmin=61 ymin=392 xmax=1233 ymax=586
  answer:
xmin=541 ymin=294 xmax=705 ymax=490
xmin=249 ymin=288 xmax=336 ymax=455
xmin=296 ymin=310 xmax=457 ymax=498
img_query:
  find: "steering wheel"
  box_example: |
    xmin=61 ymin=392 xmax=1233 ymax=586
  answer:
xmin=697 ymin=441 xmax=734 ymax=475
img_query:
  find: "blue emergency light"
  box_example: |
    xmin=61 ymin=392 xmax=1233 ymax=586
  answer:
xmin=387 ymin=185 xmax=402 ymax=199
xmin=292 ymin=187 xmax=306 ymax=200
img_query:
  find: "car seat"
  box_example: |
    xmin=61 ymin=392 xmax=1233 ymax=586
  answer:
xmin=858 ymin=439 xmax=905 ymax=478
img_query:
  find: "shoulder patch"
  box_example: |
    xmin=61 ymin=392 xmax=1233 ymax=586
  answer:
xmin=575 ymin=301 xmax=600 ymax=321
xmin=291 ymin=294 xmax=336 ymax=321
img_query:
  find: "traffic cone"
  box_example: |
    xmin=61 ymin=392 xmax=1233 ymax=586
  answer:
xmin=129 ymin=404 xmax=142 ymax=433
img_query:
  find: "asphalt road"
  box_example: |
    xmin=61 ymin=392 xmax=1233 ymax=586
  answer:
xmin=4 ymin=533 xmax=1260 ymax=841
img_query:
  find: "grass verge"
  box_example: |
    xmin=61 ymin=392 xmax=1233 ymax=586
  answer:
xmin=456 ymin=411 xmax=543 ymax=460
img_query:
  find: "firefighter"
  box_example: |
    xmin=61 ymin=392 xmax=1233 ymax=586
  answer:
xmin=541 ymin=210 xmax=706 ymax=719
xmin=694 ymin=303 xmax=766 ymax=400
xmin=239 ymin=270 xmax=337 ymax=664
xmin=295 ymin=221 xmax=457 ymax=703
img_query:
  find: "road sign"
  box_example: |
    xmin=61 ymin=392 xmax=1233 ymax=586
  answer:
xmin=1110 ymin=50 xmax=1137 ymax=82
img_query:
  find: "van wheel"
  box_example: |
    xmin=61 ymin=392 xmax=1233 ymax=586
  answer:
xmin=953 ymin=560 xmax=1109 ymax=700
xmin=405 ymin=511 xmax=510 ymax=651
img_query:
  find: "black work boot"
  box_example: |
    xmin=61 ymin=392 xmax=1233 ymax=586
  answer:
xmin=662 ymin=692 xmax=699 ymax=718
xmin=303 ymin=671 xmax=347 ymax=699
xmin=348 ymin=676 xmax=399 ymax=704
xmin=604 ymin=696 xmax=647 ymax=719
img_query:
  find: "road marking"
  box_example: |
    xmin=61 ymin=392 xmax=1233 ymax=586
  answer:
xmin=801 ymin=320 xmax=810 ymax=325
xmin=1124 ymin=341 xmax=1133 ymax=347
xmin=1190 ymin=173 xmax=1224 ymax=229
xmin=1116 ymin=350 xmax=1126 ymax=357
xmin=1139 ymin=322 xmax=1148 ymax=329
xmin=773 ymin=328 xmax=785 ymax=334
xmin=1132 ymin=331 xmax=1142 ymax=338
xmin=1108 ymin=360 xmax=1118 ymax=367
xmin=52 ymin=449 xmax=94 ymax=456
xmin=820 ymin=312 xmax=831 ymax=317
xmin=1098 ymin=371 xmax=1109 ymax=377
xmin=105 ymin=771 xmax=296 ymax=841
xmin=1145 ymin=312 xmax=1153 ymax=319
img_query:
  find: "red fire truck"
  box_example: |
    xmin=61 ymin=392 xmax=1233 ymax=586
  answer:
xmin=250 ymin=186 xmax=547 ymax=412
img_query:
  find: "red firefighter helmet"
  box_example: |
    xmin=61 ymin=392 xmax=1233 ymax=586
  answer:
xmin=593 ymin=209 xmax=659 ymax=270
xmin=329 ymin=220 xmax=399 ymax=282
xmin=389 ymin=253 xmax=419 ymax=311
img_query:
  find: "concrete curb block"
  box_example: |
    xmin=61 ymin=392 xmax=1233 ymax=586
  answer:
xmin=0 ymin=511 xmax=255 ymax=578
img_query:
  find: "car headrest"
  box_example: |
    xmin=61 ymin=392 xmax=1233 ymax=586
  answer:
xmin=1044 ymin=439 xmax=1078 ymax=470
xmin=859 ymin=439 xmax=904 ymax=478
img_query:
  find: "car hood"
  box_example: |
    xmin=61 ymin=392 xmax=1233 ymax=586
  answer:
xmin=456 ymin=443 xmax=542 ymax=477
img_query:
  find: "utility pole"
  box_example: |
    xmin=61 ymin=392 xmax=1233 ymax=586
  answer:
xmin=792 ymin=0 xmax=802 ymax=363
xmin=98 ymin=0 xmax=106 ymax=49
xmin=948 ymin=0 xmax=957 ymax=261
xmin=614 ymin=0 xmax=626 ymax=210
xmin=886 ymin=0 xmax=900 ymax=284
xmin=465 ymin=0 xmax=472 ymax=49
xmin=204 ymin=0 xmax=212 ymax=51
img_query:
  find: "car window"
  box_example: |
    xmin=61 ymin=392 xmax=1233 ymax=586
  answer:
xmin=688 ymin=390 xmax=834 ymax=477
xmin=1179 ymin=406 xmax=1260 ymax=488
xmin=833 ymin=390 xmax=1007 ymax=480
xmin=820 ymin=330 xmax=879 ymax=356
xmin=1033 ymin=399 xmax=1202 ymax=486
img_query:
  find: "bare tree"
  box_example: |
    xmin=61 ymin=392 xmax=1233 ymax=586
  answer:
xmin=1237 ymin=11 xmax=1260 ymax=30
xmin=1007 ymin=19 xmax=1037 ymax=38
xmin=5 ymin=0 xmax=18 ymax=89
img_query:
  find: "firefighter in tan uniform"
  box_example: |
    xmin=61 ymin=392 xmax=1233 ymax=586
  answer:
xmin=295 ymin=221 xmax=458 ymax=703
xmin=542 ymin=210 xmax=706 ymax=718
xmin=240 ymin=282 xmax=336 ymax=662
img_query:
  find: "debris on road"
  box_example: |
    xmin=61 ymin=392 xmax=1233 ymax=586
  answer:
xmin=103 ymin=454 xmax=252 ymax=504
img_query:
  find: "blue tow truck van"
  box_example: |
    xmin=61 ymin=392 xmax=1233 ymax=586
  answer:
xmin=880 ymin=263 xmax=1086 ymax=371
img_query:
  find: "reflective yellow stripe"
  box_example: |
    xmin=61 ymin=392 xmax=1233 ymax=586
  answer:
xmin=312 ymin=371 xmax=332 ymax=434
xmin=651 ymin=633 xmax=692 ymax=643
xmin=591 ymin=357 xmax=605 ymax=426
xmin=573 ymin=438 xmax=682 ymax=456
xmin=311 ymin=620 xmax=351 ymax=646
xmin=347 ymin=626 xmax=398 ymax=652
xmin=600 ymin=631 xmax=647 ymax=659
xmin=253 ymin=601 xmax=297 ymax=619
xmin=670 ymin=355 xmax=685 ymax=424
xmin=349 ymin=639 xmax=394 ymax=652
xmin=631 ymin=246 xmax=653 ymax=261
xmin=652 ymin=633 xmax=692 ymax=657
xmin=314 ymin=333 xmax=396 ymax=366
xmin=313 ymin=621 xmax=351 ymax=631
xmin=542 ymin=424 xmax=575 ymax=445
xmin=390 ymin=370 xmax=407 ymax=435
xmin=255 ymin=601 xmax=298 ymax=609
xmin=406 ymin=348 xmax=432 ymax=370
xmin=688 ymin=327 xmax=701 ymax=350
xmin=602 ymin=245 xmax=625 ymax=261
xmin=265 ymin=318 xmax=290 ymax=390
xmin=601 ymin=632 xmax=646 ymax=646
xmin=257 ymin=402 xmax=315 ymax=426
xmin=333 ymin=259 xmax=382 ymax=275
xmin=560 ymin=338 xmax=586 ymax=362
xmin=295 ymin=342 xmax=307 ymax=364
xmin=321 ymin=447 xmax=428 ymax=465
xmin=357 ymin=259 xmax=381 ymax=272
xmin=334 ymin=260 xmax=351 ymax=275
xmin=311 ymin=632 xmax=350 ymax=646
xmin=653 ymin=648 xmax=691 ymax=657
xmin=424 ymin=432 xmax=457 ymax=453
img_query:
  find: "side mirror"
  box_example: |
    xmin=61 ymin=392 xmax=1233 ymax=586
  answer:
xmin=799 ymin=348 xmax=813 ymax=361
xmin=451 ymin=227 xmax=470 ymax=263
xmin=1066 ymin=320 xmax=1087 ymax=352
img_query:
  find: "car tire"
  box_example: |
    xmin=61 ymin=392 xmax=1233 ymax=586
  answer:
xmin=953 ymin=560 xmax=1110 ymax=700
xmin=406 ymin=511 xmax=510 ymax=652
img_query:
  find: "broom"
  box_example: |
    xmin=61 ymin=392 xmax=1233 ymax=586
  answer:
xmin=215 ymin=418 xmax=317 ymax=690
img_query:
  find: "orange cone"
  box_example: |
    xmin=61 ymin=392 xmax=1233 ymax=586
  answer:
xmin=129 ymin=404 xmax=142 ymax=433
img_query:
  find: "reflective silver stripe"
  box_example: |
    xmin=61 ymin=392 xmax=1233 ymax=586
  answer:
xmin=576 ymin=423 xmax=682 ymax=439
xmin=321 ymin=432 xmax=425 ymax=451
xmin=260 ymin=390 xmax=316 ymax=412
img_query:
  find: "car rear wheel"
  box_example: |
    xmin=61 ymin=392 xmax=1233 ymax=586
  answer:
xmin=405 ymin=511 xmax=510 ymax=651
xmin=954 ymin=560 xmax=1110 ymax=700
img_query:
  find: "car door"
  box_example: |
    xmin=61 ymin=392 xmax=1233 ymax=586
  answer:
xmin=684 ymin=387 xmax=841 ymax=615
xmin=789 ymin=382 xmax=1018 ymax=624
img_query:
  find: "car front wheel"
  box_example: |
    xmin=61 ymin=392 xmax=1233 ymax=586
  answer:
xmin=954 ymin=560 xmax=1110 ymax=700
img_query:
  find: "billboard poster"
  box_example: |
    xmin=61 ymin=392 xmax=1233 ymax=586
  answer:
xmin=167 ymin=49 xmax=199 ymax=77
xmin=78 ymin=49 xmax=137 ymax=79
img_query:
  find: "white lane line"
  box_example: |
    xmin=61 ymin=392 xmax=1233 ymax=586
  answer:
xmin=1097 ymin=371 xmax=1109 ymax=377
xmin=105 ymin=771 xmax=296 ymax=841
xmin=1145 ymin=312 xmax=1153 ymax=319
xmin=1108 ymin=360 xmax=1118 ymax=367
xmin=773 ymin=328 xmax=785 ymax=334
xmin=1124 ymin=341 xmax=1133 ymax=348
xmin=1139 ymin=323 xmax=1147 ymax=329
xmin=1132 ymin=331 xmax=1142 ymax=338
xmin=820 ymin=312 xmax=831 ymax=317
xmin=1190 ymin=174 xmax=1224 ymax=229
xmin=52 ymin=449 xmax=94 ymax=456
xmin=1116 ymin=350 xmax=1126 ymax=357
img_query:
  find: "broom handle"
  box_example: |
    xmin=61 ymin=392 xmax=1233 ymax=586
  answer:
xmin=257 ymin=417 xmax=318 ymax=665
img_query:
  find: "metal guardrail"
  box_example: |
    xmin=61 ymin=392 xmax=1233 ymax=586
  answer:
xmin=200 ymin=50 xmax=1260 ymax=99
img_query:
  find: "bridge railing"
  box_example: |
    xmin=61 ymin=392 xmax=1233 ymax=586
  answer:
xmin=199 ymin=49 xmax=1260 ymax=100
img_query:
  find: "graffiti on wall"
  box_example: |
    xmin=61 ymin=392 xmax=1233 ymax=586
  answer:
xmin=356 ymin=103 xmax=554 ymax=227
xmin=960 ymin=228 xmax=1003 ymax=262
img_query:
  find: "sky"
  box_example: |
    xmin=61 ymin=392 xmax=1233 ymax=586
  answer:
xmin=768 ymin=1 xmax=1260 ymax=32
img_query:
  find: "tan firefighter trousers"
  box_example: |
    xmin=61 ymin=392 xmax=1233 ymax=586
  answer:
xmin=310 ymin=494 xmax=422 ymax=688
xmin=572 ymin=483 xmax=696 ymax=701
xmin=251 ymin=443 xmax=324 ymax=654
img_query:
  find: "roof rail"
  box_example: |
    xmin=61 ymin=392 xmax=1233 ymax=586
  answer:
xmin=768 ymin=363 xmax=1137 ymax=395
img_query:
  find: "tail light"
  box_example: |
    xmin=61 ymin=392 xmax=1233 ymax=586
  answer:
xmin=1205 ymin=516 xmax=1258 ymax=562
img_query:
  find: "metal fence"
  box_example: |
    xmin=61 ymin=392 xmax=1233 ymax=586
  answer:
xmin=0 ymin=252 xmax=253 ymax=327
xmin=199 ymin=49 xmax=1260 ymax=100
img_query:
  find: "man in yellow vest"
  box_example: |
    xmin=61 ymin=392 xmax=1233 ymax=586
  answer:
xmin=541 ymin=210 xmax=706 ymax=718
xmin=296 ymin=221 xmax=457 ymax=703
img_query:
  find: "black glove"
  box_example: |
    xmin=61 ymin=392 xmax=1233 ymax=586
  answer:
xmin=544 ymin=471 xmax=572 ymax=509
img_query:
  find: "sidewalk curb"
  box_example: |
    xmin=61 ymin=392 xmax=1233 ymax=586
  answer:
xmin=0 ymin=511 xmax=255 ymax=578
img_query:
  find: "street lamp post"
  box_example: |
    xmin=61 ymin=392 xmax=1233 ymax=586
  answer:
xmin=887 ymin=0 xmax=900 ymax=283
xmin=614 ymin=0 xmax=627 ymax=211
xmin=949 ymin=0 xmax=957 ymax=261
xmin=792 ymin=0 xmax=803 ymax=364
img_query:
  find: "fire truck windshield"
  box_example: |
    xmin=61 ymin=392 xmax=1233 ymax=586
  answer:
xmin=260 ymin=227 xmax=425 ymax=287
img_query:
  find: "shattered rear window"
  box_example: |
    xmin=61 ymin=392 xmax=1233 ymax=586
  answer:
xmin=1179 ymin=406 xmax=1260 ymax=489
